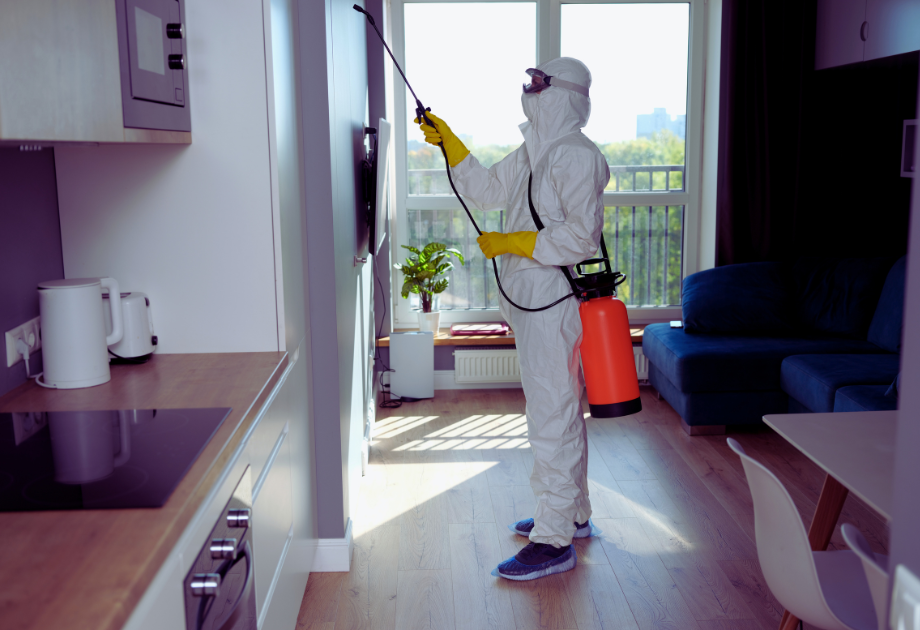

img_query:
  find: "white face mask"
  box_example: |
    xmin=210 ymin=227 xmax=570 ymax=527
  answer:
xmin=522 ymin=92 xmax=540 ymax=122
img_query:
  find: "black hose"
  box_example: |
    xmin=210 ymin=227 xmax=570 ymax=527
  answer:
xmin=355 ymin=4 xmax=575 ymax=313
xmin=439 ymin=145 xmax=577 ymax=312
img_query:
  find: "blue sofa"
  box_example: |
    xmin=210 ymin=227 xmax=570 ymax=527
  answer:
xmin=643 ymin=257 xmax=906 ymax=434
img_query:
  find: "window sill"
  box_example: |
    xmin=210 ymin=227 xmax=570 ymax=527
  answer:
xmin=377 ymin=325 xmax=648 ymax=347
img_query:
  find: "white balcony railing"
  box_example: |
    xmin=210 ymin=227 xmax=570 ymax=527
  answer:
xmin=404 ymin=165 xmax=686 ymax=311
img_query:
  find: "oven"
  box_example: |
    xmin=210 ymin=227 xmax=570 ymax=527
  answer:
xmin=183 ymin=467 xmax=257 ymax=630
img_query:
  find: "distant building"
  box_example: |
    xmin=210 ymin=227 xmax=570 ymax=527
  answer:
xmin=636 ymin=108 xmax=686 ymax=140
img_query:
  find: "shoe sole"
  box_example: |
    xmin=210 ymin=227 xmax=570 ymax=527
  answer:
xmin=494 ymin=552 xmax=577 ymax=581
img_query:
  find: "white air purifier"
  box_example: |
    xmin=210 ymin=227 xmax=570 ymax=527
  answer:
xmin=389 ymin=331 xmax=434 ymax=400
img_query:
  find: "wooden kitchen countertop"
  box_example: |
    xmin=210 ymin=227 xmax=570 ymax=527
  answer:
xmin=0 ymin=352 xmax=288 ymax=630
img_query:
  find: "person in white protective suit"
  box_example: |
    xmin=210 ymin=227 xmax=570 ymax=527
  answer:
xmin=415 ymin=57 xmax=610 ymax=581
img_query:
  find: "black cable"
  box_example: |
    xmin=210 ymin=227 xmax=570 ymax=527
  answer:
xmin=372 ymin=216 xmax=401 ymax=409
xmin=440 ymin=147 xmax=578 ymax=312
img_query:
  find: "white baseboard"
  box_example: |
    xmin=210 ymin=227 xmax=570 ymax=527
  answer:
xmin=311 ymin=517 xmax=354 ymax=572
xmin=434 ymin=370 xmax=523 ymax=390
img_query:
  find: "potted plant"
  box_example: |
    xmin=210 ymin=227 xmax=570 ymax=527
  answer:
xmin=394 ymin=242 xmax=464 ymax=333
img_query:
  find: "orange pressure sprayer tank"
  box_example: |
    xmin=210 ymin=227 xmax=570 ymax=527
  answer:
xmin=579 ymin=295 xmax=641 ymax=418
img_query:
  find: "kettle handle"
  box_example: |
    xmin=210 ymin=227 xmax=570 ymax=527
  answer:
xmin=101 ymin=278 xmax=124 ymax=346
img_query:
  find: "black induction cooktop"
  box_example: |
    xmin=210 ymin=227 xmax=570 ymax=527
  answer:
xmin=0 ymin=407 xmax=231 ymax=512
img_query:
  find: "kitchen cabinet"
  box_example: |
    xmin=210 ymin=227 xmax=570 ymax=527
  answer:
xmin=119 ymin=352 xmax=299 ymax=630
xmin=865 ymin=0 xmax=920 ymax=60
xmin=815 ymin=0 xmax=867 ymax=69
xmin=0 ymin=0 xmax=190 ymax=144
xmin=815 ymin=0 xmax=920 ymax=70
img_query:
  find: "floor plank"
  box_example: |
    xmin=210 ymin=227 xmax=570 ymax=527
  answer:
xmin=558 ymin=563 xmax=639 ymax=630
xmin=616 ymin=416 xmax=674 ymax=451
xmin=481 ymin=448 xmax=532 ymax=486
xmin=502 ymin=573 xmax=579 ymax=630
xmin=296 ymin=572 xmax=346 ymax=628
xmin=449 ymin=523 xmax=516 ymax=630
xmin=490 ymin=485 xmax=538 ymax=559
xmin=399 ymin=494 xmax=452 ymax=571
xmin=395 ymin=569 xmax=456 ymax=630
xmin=594 ymin=517 xmax=702 ymax=630
xmin=637 ymin=449 xmax=757 ymax=561
xmin=696 ymin=620 xmax=764 ymax=630
xmin=586 ymin=424 xmax=658 ymax=481
xmin=335 ymin=524 xmax=400 ymax=630
xmin=717 ymin=559 xmax=784 ymax=630
xmin=655 ymin=419 xmax=758 ymax=542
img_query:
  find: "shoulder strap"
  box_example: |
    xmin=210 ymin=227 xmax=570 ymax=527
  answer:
xmin=527 ymin=173 xmax=581 ymax=296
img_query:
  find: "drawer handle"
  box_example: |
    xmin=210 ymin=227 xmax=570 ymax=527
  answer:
xmin=860 ymin=21 xmax=869 ymax=42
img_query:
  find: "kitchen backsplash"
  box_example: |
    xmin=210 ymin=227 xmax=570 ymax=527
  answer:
xmin=0 ymin=147 xmax=64 ymax=397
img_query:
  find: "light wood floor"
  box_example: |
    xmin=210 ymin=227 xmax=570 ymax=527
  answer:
xmin=294 ymin=387 xmax=889 ymax=630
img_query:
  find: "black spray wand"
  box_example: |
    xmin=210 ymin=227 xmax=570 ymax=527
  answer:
xmin=353 ymin=4 xmax=576 ymax=312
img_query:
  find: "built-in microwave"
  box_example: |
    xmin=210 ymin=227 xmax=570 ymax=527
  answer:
xmin=115 ymin=0 xmax=191 ymax=132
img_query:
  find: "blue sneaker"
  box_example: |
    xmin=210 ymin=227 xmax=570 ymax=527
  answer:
xmin=492 ymin=542 xmax=577 ymax=581
xmin=508 ymin=518 xmax=593 ymax=538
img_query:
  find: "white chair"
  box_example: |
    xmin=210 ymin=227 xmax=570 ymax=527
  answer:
xmin=727 ymin=438 xmax=878 ymax=630
xmin=841 ymin=523 xmax=890 ymax=630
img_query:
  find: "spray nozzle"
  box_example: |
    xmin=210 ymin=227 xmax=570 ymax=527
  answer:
xmin=352 ymin=5 xmax=375 ymax=25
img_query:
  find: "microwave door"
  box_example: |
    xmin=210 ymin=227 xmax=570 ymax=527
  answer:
xmin=126 ymin=0 xmax=185 ymax=107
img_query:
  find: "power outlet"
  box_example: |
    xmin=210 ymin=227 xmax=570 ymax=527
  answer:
xmin=5 ymin=316 xmax=41 ymax=368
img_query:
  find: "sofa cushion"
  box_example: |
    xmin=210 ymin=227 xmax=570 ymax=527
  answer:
xmin=834 ymin=386 xmax=898 ymax=412
xmin=682 ymin=262 xmax=794 ymax=335
xmin=794 ymin=257 xmax=894 ymax=339
xmin=867 ymin=256 xmax=907 ymax=353
xmin=642 ymin=323 xmax=888 ymax=394
xmin=780 ymin=354 xmax=901 ymax=413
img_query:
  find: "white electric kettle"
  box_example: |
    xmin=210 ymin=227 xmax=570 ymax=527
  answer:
xmin=38 ymin=278 xmax=123 ymax=389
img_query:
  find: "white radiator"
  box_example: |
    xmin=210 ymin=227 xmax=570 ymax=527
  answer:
xmin=454 ymin=349 xmax=521 ymax=384
xmin=634 ymin=346 xmax=649 ymax=380
xmin=453 ymin=347 xmax=648 ymax=383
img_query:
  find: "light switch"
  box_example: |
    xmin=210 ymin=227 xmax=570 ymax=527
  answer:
xmin=891 ymin=564 xmax=920 ymax=630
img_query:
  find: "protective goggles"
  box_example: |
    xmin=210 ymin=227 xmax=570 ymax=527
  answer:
xmin=523 ymin=68 xmax=589 ymax=97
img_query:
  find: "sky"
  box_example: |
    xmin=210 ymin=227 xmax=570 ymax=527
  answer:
xmin=404 ymin=2 xmax=690 ymax=147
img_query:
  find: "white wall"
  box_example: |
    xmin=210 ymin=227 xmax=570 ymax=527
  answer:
xmin=54 ymin=0 xmax=282 ymax=354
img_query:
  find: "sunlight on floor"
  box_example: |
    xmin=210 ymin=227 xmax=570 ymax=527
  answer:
xmin=378 ymin=414 xmax=532 ymax=450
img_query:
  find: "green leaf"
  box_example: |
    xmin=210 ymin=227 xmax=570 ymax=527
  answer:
xmin=431 ymin=278 xmax=449 ymax=294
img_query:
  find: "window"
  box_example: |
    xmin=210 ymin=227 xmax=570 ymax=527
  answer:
xmin=392 ymin=0 xmax=704 ymax=326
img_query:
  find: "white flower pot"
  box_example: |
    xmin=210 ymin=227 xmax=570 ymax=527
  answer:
xmin=417 ymin=310 xmax=441 ymax=333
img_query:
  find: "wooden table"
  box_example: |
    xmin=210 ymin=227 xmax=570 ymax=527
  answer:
xmin=763 ymin=410 xmax=898 ymax=630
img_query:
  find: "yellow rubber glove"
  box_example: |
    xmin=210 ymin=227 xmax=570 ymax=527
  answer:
xmin=414 ymin=112 xmax=470 ymax=168
xmin=477 ymin=231 xmax=538 ymax=259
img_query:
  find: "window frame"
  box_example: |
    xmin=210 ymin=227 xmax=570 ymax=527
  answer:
xmin=390 ymin=0 xmax=707 ymax=327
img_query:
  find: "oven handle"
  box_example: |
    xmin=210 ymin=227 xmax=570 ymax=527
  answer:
xmin=196 ymin=540 xmax=254 ymax=630
xmin=215 ymin=540 xmax=253 ymax=630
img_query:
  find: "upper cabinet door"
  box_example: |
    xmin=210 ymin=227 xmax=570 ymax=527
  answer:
xmin=816 ymin=0 xmax=868 ymax=69
xmin=865 ymin=0 xmax=920 ymax=60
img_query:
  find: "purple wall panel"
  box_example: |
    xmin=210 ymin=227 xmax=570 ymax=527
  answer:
xmin=0 ymin=148 xmax=64 ymax=397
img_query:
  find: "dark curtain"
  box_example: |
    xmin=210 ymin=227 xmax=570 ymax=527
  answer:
xmin=715 ymin=0 xmax=817 ymax=266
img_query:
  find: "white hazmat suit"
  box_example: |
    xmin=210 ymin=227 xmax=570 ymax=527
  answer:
xmin=449 ymin=57 xmax=610 ymax=547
